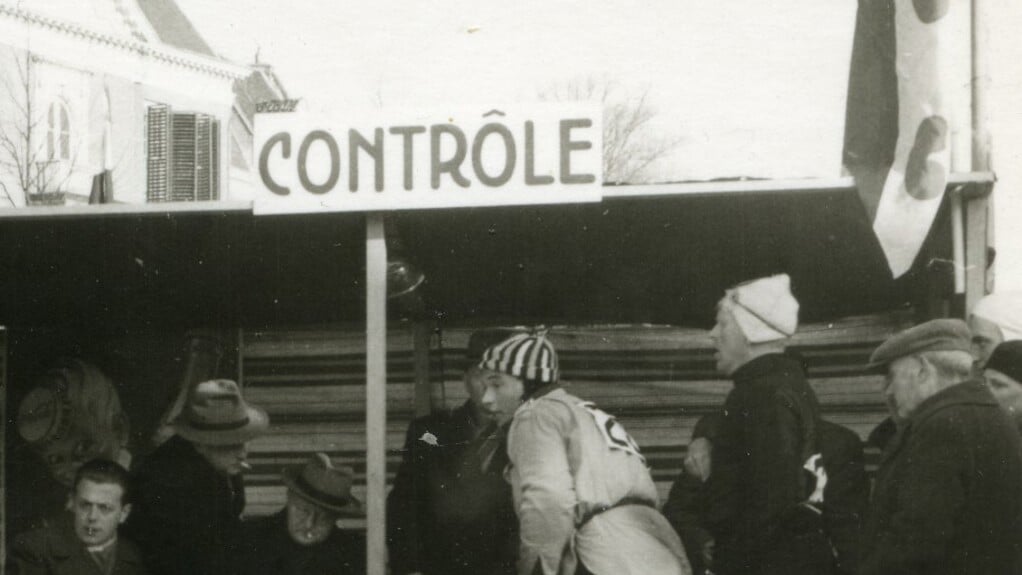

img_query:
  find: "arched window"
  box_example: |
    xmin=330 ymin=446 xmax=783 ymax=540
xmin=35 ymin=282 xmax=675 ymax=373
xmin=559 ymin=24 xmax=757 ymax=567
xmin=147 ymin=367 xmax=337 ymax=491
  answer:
xmin=46 ymin=101 xmax=71 ymax=161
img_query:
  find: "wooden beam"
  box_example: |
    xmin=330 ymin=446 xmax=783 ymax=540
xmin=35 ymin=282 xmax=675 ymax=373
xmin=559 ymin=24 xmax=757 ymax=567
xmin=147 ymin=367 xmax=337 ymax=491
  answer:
xmin=0 ymin=200 xmax=253 ymax=220
xmin=965 ymin=194 xmax=990 ymax=313
xmin=364 ymin=214 xmax=387 ymax=575
xmin=603 ymin=172 xmax=994 ymax=200
xmin=951 ymin=191 xmax=967 ymax=296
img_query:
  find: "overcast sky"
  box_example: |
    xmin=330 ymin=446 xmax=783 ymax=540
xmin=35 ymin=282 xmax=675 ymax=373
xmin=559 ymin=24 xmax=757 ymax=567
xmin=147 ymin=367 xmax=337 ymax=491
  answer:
xmin=176 ymin=1 xmax=867 ymax=182
xmin=173 ymin=1 xmax=1022 ymax=288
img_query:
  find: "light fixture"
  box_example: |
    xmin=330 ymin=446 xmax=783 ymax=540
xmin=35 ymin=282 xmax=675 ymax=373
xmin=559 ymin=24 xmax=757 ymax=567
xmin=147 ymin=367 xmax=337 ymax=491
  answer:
xmin=386 ymin=258 xmax=425 ymax=299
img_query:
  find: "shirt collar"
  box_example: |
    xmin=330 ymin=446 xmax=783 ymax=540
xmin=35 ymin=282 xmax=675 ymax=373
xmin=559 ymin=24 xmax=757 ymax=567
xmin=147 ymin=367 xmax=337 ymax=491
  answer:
xmin=731 ymin=353 xmax=800 ymax=382
xmin=86 ymin=535 xmax=118 ymax=554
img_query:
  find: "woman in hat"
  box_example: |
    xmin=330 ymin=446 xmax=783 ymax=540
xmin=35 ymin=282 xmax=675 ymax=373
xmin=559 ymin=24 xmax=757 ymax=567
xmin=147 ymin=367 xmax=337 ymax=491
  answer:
xmin=983 ymin=340 xmax=1022 ymax=431
xmin=9 ymin=358 xmax=131 ymax=536
xmin=235 ymin=453 xmax=366 ymax=575
xmin=126 ymin=379 xmax=268 ymax=575
xmin=477 ymin=330 xmax=690 ymax=575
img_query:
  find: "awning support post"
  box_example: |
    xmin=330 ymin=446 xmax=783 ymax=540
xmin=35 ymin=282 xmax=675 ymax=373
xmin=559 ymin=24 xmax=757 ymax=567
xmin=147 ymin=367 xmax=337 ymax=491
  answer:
xmin=365 ymin=214 xmax=387 ymax=575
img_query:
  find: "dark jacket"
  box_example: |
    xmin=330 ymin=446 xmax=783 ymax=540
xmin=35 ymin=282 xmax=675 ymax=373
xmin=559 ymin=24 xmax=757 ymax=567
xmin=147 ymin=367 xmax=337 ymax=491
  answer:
xmin=663 ymin=413 xmax=724 ymax=575
xmin=125 ymin=436 xmax=246 ymax=575
xmin=10 ymin=514 xmax=147 ymax=575
xmin=813 ymin=419 xmax=868 ymax=575
xmin=386 ymin=401 xmax=517 ymax=575
xmin=702 ymin=353 xmax=829 ymax=575
xmin=860 ymin=378 xmax=1022 ymax=575
xmin=234 ymin=510 xmax=365 ymax=575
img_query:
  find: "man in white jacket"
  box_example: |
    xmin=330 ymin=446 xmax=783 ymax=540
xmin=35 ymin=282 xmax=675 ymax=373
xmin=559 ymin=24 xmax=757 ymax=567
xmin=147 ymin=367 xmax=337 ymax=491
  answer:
xmin=478 ymin=329 xmax=691 ymax=575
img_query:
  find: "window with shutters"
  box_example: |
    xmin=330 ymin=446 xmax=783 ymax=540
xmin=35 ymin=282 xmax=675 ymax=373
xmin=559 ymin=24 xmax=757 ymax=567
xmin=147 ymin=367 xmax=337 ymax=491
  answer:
xmin=145 ymin=103 xmax=220 ymax=202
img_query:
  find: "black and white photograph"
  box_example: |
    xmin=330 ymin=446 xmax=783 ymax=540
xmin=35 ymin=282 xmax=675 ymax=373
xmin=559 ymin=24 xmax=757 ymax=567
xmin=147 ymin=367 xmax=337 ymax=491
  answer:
xmin=2 ymin=1 xmax=1022 ymax=574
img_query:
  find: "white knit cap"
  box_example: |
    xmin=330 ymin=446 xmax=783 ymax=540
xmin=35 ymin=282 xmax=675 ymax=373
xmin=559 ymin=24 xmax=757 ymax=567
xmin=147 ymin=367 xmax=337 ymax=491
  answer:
xmin=722 ymin=274 xmax=800 ymax=343
xmin=971 ymin=291 xmax=1022 ymax=341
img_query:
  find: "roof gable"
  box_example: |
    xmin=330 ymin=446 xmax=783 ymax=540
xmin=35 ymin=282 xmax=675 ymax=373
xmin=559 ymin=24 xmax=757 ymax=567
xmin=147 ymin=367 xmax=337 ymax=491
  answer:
xmin=135 ymin=0 xmax=216 ymax=57
xmin=6 ymin=0 xmax=154 ymax=46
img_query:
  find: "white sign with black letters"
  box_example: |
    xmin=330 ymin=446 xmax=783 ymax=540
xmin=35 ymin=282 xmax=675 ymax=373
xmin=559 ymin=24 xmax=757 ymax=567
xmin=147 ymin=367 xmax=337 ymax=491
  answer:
xmin=253 ymin=104 xmax=603 ymax=214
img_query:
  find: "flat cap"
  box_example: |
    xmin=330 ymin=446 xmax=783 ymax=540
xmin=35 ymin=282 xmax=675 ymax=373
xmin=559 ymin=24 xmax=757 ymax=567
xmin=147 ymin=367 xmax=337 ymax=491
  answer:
xmin=868 ymin=318 xmax=972 ymax=370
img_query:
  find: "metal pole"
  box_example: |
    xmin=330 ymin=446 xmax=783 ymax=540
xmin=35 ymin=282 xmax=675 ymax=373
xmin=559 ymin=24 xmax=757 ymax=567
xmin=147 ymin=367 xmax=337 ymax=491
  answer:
xmin=969 ymin=0 xmax=994 ymax=299
xmin=365 ymin=214 xmax=388 ymax=575
xmin=971 ymin=0 xmax=991 ymax=172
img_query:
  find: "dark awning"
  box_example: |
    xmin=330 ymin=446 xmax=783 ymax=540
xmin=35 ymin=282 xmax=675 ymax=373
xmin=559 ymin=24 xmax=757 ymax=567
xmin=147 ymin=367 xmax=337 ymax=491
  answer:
xmin=0 ymin=176 xmax=991 ymax=330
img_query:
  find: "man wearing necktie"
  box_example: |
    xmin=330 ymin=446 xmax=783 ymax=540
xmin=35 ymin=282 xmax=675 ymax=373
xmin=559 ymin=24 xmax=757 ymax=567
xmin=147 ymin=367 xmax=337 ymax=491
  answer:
xmin=9 ymin=459 xmax=147 ymax=574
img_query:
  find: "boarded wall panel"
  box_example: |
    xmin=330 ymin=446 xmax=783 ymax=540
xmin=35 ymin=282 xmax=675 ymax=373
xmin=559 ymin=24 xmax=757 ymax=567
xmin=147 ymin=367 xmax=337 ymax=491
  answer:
xmin=240 ymin=311 xmax=911 ymax=518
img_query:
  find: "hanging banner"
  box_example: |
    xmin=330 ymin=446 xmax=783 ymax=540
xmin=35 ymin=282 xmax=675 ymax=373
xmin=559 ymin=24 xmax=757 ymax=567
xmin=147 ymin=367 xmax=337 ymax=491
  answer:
xmin=253 ymin=104 xmax=603 ymax=214
xmin=842 ymin=0 xmax=962 ymax=278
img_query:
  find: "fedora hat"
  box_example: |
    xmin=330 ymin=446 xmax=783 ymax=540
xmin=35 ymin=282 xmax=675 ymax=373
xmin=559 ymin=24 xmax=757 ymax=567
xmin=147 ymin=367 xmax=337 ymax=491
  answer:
xmin=283 ymin=453 xmax=364 ymax=516
xmin=172 ymin=379 xmax=269 ymax=445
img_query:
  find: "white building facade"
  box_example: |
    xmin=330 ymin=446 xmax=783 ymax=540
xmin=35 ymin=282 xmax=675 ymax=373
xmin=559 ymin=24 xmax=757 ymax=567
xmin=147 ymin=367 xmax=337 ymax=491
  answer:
xmin=0 ymin=0 xmax=247 ymax=207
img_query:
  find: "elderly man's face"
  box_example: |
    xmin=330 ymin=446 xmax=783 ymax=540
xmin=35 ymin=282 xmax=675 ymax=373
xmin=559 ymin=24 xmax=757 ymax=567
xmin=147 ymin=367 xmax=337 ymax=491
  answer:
xmin=73 ymin=479 xmax=130 ymax=547
xmin=710 ymin=303 xmax=751 ymax=376
xmin=985 ymin=368 xmax=1022 ymax=424
xmin=286 ymin=491 xmax=336 ymax=546
xmin=884 ymin=356 xmax=935 ymax=421
xmin=969 ymin=315 xmax=1004 ymax=368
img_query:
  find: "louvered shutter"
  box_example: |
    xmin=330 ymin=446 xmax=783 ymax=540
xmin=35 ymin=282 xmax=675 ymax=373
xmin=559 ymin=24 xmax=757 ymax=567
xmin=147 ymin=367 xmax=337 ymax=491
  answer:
xmin=170 ymin=113 xmax=197 ymax=201
xmin=194 ymin=115 xmax=219 ymax=201
xmin=146 ymin=104 xmax=171 ymax=202
xmin=209 ymin=117 xmax=220 ymax=200
xmin=148 ymin=108 xmax=221 ymax=202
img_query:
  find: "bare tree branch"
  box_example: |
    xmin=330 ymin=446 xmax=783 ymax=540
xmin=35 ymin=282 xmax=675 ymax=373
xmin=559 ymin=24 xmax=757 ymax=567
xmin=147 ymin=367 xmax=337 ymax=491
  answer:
xmin=540 ymin=76 xmax=680 ymax=184
xmin=0 ymin=49 xmax=79 ymax=203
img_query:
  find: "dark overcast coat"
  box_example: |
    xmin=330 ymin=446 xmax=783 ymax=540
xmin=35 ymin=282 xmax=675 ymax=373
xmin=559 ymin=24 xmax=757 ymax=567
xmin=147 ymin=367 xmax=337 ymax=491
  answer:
xmin=126 ymin=436 xmax=246 ymax=575
xmin=234 ymin=510 xmax=365 ymax=575
xmin=701 ymin=353 xmax=831 ymax=575
xmin=10 ymin=514 xmax=148 ymax=575
xmin=860 ymin=379 xmax=1022 ymax=575
xmin=386 ymin=401 xmax=517 ymax=575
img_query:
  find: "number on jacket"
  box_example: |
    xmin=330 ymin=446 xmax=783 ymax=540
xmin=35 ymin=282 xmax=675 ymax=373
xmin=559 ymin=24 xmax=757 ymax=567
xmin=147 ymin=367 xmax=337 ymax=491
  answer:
xmin=578 ymin=401 xmax=644 ymax=462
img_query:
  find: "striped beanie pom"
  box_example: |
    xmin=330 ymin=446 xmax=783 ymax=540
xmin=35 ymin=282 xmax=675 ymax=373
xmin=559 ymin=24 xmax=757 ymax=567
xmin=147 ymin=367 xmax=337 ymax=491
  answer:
xmin=478 ymin=328 xmax=559 ymax=384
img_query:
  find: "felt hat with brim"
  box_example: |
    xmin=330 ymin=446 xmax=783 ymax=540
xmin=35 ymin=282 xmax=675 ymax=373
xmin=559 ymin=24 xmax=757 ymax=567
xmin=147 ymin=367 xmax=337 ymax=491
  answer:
xmin=868 ymin=318 xmax=972 ymax=371
xmin=283 ymin=453 xmax=364 ymax=516
xmin=172 ymin=379 xmax=269 ymax=445
xmin=986 ymin=341 xmax=1022 ymax=384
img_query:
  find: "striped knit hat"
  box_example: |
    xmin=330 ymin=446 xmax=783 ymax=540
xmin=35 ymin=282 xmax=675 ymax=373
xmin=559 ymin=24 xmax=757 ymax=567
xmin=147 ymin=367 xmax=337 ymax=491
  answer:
xmin=478 ymin=328 xmax=559 ymax=385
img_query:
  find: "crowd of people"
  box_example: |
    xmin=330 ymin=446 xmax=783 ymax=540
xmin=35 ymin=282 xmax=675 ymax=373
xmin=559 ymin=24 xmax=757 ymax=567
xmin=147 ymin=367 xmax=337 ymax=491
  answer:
xmin=6 ymin=277 xmax=1022 ymax=575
